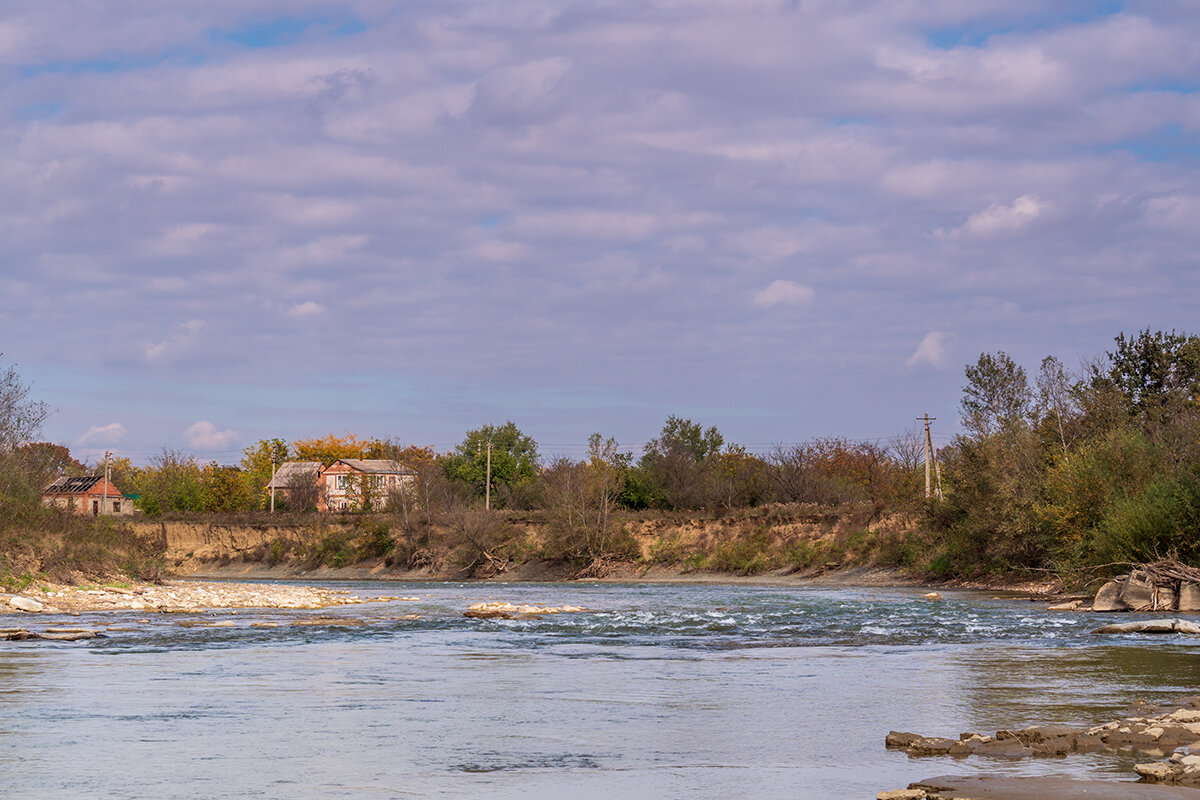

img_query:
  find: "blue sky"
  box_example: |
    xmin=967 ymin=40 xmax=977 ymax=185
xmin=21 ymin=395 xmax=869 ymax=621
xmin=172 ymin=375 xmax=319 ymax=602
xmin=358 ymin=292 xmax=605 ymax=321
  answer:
xmin=2 ymin=0 xmax=1199 ymax=464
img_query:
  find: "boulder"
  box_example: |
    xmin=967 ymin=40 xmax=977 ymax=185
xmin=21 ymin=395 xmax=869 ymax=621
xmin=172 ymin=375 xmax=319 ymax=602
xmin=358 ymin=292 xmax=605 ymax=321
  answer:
xmin=8 ymin=597 xmax=43 ymax=612
xmin=906 ymin=737 xmax=959 ymax=757
xmin=1121 ymin=572 xmax=1155 ymax=611
xmin=1093 ymin=580 xmax=1127 ymax=612
xmin=1093 ymin=619 xmax=1200 ymax=635
xmin=1180 ymin=583 xmax=1200 ymax=612
xmin=1156 ymin=587 xmax=1180 ymax=611
xmin=885 ymin=731 xmax=923 ymax=749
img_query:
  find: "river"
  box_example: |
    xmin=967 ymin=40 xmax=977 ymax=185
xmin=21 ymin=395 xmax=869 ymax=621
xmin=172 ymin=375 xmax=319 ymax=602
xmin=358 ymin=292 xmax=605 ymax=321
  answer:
xmin=2 ymin=582 xmax=1198 ymax=798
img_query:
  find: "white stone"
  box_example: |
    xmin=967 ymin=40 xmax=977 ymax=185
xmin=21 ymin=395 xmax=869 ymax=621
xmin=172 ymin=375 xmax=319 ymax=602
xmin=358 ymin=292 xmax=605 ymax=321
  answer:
xmin=8 ymin=597 xmax=44 ymax=612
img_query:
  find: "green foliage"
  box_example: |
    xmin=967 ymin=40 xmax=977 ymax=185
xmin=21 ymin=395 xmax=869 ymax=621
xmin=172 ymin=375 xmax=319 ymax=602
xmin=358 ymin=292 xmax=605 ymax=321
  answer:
xmin=443 ymin=421 xmax=540 ymax=505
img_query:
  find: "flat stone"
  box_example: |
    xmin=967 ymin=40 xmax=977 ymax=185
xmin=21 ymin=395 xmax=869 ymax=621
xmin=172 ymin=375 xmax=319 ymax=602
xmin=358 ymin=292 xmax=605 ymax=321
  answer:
xmin=1093 ymin=619 xmax=1200 ymax=635
xmin=907 ymin=737 xmax=959 ymax=757
xmin=877 ymin=791 xmax=927 ymax=800
xmin=8 ymin=597 xmax=44 ymax=612
xmin=1136 ymin=762 xmax=1185 ymax=782
xmin=912 ymin=775 xmax=1200 ymax=798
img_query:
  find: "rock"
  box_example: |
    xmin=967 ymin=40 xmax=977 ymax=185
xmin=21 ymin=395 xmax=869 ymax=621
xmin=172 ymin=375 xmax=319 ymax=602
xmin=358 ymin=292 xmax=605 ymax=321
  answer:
xmin=885 ymin=732 xmax=924 ymax=749
xmin=1135 ymin=761 xmax=1185 ymax=782
xmin=8 ymin=597 xmax=44 ymax=612
xmin=1093 ymin=619 xmax=1200 ymax=635
xmin=906 ymin=737 xmax=959 ymax=757
xmin=204 ymin=620 xmax=237 ymax=628
xmin=970 ymin=739 xmax=1036 ymax=758
xmin=1179 ymin=583 xmax=1200 ymax=612
xmin=464 ymin=609 xmax=513 ymax=619
xmin=1157 ymin=587 xmax=1180 ymax=611
xmin=1093 ymin=580 xmax=1127 ymax=612
xmin=1048 ymin=600 xmax=1083 ymax=611
xmin=877 ymin=791 xmax=926 ymax=800
xmin=1121 ymin=572 xmax=1155 ymax=611
xmin=922 ymin=592 xmax=942 ymax=601
xmin=35 ymin=631 xmax=96 ymax=641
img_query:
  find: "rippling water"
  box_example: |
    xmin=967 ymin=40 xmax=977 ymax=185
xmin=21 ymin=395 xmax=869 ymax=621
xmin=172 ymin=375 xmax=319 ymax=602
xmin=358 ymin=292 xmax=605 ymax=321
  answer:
xmin=3 ymin=582 xmax=1199 ymax=798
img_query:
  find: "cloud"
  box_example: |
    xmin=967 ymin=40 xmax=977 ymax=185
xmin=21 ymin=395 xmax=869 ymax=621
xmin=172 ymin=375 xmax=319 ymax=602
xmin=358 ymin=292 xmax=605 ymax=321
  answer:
xmin=77 ymin=422 xmax=127 ymax=445
xmin=907 ymin=331 xmax=952 ymax=370
xmin=753 ymin=279 xmax=815 ymax=308
xmin=287 ymin=300 xmax=324 ymax=317
xmin=182 ymin=420 xmax=239 ymax=451
xmin=953 ymin=195 xmax=1044 ymax=237
xmin=145 ymin=320 xmax=205 ymax=362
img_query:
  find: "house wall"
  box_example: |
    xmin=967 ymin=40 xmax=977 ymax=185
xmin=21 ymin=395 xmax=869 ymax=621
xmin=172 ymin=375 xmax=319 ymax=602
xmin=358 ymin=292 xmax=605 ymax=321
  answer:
xmin=318 ymin=463 xmax=415 ymax=512
xmin=42 ymin=493 xmax=134 ymax=516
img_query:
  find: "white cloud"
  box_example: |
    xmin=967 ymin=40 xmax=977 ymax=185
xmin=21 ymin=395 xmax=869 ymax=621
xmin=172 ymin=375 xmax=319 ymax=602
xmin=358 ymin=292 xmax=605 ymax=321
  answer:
xmin=288 ymin=300 xmax=324 ymax=317
xmin=907 ymin=331 xmax=952 ymax=370
xmin=753 ymin=279 xmax=815 ymax=308
xmin=955 ymin=195 xmax=1044 ymax=237
xmin=77 ymin=422 xmax=127 ymax=445
xmin=182 ymin=420 xmax=239 ymax=451
xmin=145 ymin=320 xmax=205 ymax=362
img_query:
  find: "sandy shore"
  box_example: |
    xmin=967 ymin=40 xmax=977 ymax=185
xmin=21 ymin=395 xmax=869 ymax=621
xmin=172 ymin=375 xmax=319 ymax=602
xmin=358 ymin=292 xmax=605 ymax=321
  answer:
xmin=0 ymin=580 xmax=406 ymax=613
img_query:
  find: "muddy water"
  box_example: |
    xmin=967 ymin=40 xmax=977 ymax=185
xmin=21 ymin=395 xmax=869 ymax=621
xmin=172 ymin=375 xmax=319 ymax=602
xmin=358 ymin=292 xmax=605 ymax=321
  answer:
xmin=2 ymin=583 xmax=1198 ymax=798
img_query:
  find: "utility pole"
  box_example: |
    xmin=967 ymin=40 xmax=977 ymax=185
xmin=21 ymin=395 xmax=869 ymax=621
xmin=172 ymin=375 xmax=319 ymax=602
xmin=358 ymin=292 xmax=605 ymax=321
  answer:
xmin=933 ymin=446 xmax=944 ymax=500
xmin=270 ymin=460 xmax=276 ymax=513
xmin=102 ymin=450 xmax=111 ymax=515
xmin=917 ymin=414 xmax=936 ymax=499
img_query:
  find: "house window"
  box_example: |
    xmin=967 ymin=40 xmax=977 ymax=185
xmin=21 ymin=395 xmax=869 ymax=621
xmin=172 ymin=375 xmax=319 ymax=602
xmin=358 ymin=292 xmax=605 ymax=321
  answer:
xmin=92 ymin=500 xmax=99 ymax=515
xmin=335 ymin=474 xmax=350 ymax=491
xmin=113 ymin=501 xmax=121 ymax=513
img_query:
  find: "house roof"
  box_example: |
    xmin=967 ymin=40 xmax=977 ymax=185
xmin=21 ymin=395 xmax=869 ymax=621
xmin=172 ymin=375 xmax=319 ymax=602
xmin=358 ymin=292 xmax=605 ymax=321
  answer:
xmin=266 ymin=461 xmax=323 ymax=489
xmin=333 ymin=459 xmax=417 ymax=475
xmin=43 ymin=475 xmax=120 ymax=495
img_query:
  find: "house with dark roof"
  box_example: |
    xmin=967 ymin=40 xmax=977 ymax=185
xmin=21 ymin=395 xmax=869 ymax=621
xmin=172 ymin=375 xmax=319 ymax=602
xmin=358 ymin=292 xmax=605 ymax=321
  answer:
xmin=319 ymin=459 xmax=416 ymax=512
xmin=41 ymin=475 xmax=133 ymax=516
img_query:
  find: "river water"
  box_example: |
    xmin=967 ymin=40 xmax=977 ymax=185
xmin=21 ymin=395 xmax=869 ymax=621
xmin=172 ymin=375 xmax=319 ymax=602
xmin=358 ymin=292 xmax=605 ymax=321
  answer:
xmin=3 ymin=582 xmax=1199 ymax=798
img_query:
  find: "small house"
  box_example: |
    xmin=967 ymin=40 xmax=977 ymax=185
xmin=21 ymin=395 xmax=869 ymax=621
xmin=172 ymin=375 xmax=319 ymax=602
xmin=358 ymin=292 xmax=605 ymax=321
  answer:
xmin=319 ymin=459 xmax=416 ymax=512
xmin=42 ymin=475 xmax=133 ymax=515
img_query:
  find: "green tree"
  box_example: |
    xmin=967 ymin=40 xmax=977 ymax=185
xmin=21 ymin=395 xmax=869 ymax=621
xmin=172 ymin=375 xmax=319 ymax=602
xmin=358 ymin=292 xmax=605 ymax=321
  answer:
xmin=200 ymin=463 xmax=256 ymax=512
xmin=639 ymin=415 xmax=725 ymax=508
xmin=961 ymin=351 xmax=1033 ymax=437
xmin=443 ymin=421 xmax=539 ymax=504
xmin=240 ymin=438 xmax=290 ymax=508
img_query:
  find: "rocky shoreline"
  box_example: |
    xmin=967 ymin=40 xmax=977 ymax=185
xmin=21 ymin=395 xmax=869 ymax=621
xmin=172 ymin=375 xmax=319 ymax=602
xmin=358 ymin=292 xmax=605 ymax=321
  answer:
xmin=880 ymin=697 xmax=1200 ymax=798
xmin=0 ymin=580 xmax=392 ymax=614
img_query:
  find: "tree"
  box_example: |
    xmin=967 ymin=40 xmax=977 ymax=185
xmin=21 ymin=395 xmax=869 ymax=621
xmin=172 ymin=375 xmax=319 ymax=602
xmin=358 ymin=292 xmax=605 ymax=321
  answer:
xmin=639 ymin=415 xmax=725 ymax=508
xmin=0 ymin=356 xmax=48 ymax=454
xmin=961 ymin=352 xmax=1033 ymax=437
xmin=200 ymin=463 xmax=256 ymax=512
xmin=1102 ymin=329 xmax=1200 ymax=413
xmin=291 ymin=433 xmax=368 ymax=465
xmin=134 ymin=449 xmax=204 ymax=515
xmin=0 ymin=357 xmax=50 ymax=505
xmin=240 ymin=438 xmax=290 ymax=508
xmin=1036 ymin=355 xmax=1078 ymax=462
xmin=443 ymin=421 xmax=539 ymax=502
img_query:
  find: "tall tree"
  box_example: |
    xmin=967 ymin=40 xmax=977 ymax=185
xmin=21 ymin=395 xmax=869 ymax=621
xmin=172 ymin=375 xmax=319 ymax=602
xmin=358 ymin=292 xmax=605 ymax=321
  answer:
xmin=961 ymin=351 xmax=1033 ymax=437
xmin=444 ymin=421 xmax=539 ymax=502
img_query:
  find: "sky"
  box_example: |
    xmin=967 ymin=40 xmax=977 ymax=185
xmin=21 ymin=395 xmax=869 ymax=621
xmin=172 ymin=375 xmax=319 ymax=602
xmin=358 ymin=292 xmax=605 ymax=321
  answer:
xmin=2 ymin=0 xmax=1199 ymax=465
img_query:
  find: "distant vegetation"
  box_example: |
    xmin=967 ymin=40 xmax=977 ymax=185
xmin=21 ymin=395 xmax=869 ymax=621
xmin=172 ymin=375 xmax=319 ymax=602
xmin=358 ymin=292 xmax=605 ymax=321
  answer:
xmin=3 ymin=328 xmax=1198 ymax=586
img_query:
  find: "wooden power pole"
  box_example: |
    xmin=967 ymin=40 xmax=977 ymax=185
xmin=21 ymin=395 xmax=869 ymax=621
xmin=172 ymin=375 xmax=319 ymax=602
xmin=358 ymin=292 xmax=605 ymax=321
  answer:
xmin=270 ymin=461 xmax=276 ymax=513
xmin=917 ymin=414 xmax=936 ymax=499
